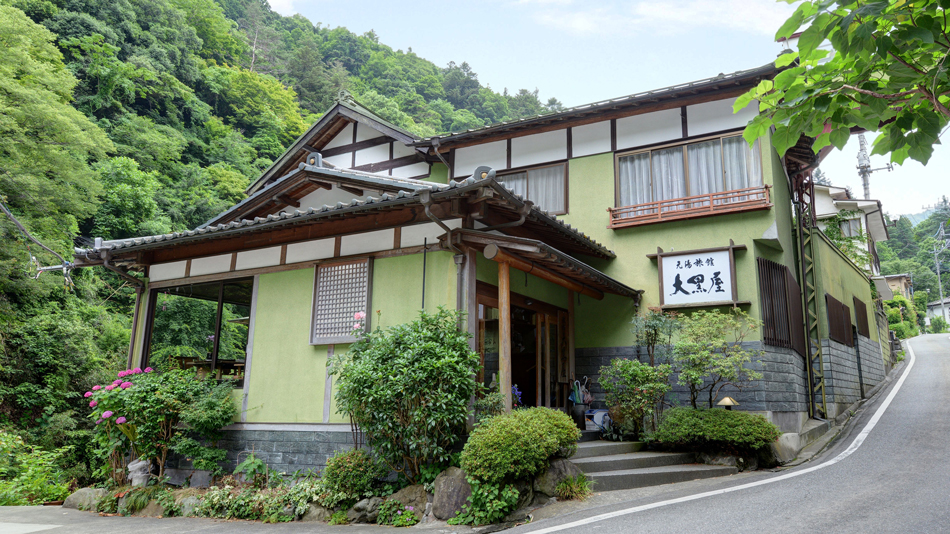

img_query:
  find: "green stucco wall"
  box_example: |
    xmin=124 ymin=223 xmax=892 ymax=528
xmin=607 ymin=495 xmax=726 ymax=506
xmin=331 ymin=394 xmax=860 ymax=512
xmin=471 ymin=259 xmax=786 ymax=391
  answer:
xmin=475 ymin=253 xmax=570 ymax=310
xmin=813 ymin=232 xmax=878 ymax=342
xmin=372 ymin=251 xmax=457 ymax=329
xmin=426 ymin=162 xmax=449 ymax=184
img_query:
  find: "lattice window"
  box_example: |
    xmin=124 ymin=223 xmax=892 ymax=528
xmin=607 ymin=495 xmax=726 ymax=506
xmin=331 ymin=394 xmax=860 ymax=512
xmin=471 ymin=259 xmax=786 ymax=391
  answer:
xmin=311 ymin=259 xmax=372 ymax=344
xmin=757 ymin=257 xmax=806 ymax=357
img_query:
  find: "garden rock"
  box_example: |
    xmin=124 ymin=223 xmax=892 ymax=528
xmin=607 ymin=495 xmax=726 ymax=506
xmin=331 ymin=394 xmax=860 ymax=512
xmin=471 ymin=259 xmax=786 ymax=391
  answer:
xmin=346 ymin=497 xmax=382 ymax=523
xmin=513 ymin=479 xmax=534 ymax=510
xmin=391 ymin=484 xmax=426 ymax=520
xmin=432 ymin=467 xmax=472 ymax=520
xmin=127 ymin=458 xmax=150 ymax=487
xmin=63 ymin=488 xmax=107 ymax=511
xmin=133 ymin=500 xmax=165 ymax=517
xmin=177 ymin=496 xmax=201 ymax=517
xmin=278 ymin=504 xmax=296 ymax=521
xmin=300 ymin=503 xmax=331 ymax=522
xmin=698 ymin=452 xmax=758 ymax=472
xmin=533 ymin=459 xmax=582 ymax=497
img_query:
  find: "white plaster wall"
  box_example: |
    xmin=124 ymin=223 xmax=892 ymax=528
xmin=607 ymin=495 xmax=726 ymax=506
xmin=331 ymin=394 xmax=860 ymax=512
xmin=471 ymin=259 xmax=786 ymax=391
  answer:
xmin=323 ymin=153 xmax=352 ymax=168
xmin=391 ymin=162 xmax=430 ymax=178
xmin=340 ymin=229 xmax=395 ymax=256
xmin=571 ymin=121 xmax=611 ymax=158
xmin=400 ymin=219 xmax=462 ymax=248
xmin=454 ymin=140 xmax=507 ymax=177
xmin=278 ymin=187 xmax=369 ymax=215
xmin=150 ymin=261 xmax=186 ymax=282
xmin=236 ymin=247 xmax=281 ymax=270
xmin=286 ymin=238 xmax=336 ymax=264
xmin=615 ymin=108 xmax=682 ymax=150
xmin=190 ymin=254 xmax=232 ymax=277
xmin=355 ymin=123 xmax=384 ymax=142
xmin=687 ymin=99 xmax=758 ymax=136
xmin=355 ymin=144 xmax=390 ymax=166
xmin=511 ymin=130 xmax=567 ymax=169
xmin=323 ymin=124 xmax=353 ymax=150
xmin=392 ymin=142 xmax=416 ymax=159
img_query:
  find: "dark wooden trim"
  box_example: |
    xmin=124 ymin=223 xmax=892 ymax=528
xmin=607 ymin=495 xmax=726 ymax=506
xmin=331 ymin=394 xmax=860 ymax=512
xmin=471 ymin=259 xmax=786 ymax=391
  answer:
xmin=660 ymin=300 xmax=752 ymax=310
xmin=229 ymin=253 xmax=237 ymax=272
xmin=141 ymin=288 xmax=158 ymax=367
xmin=449 ymin=149 xmax=455 ymax=180
xmin=320 ymin=136 xmax=391 ymax=158
xmin=393 ymin=226 xmax=401 ymax=249
xmin=476 ymin=280 xmax=566 ymax=317
xmin=352 ymin=153 xmax=426 ymax=173
xmin=339 ymin=185 xmax=364 ymax=196
xmin=647 ymin=241 xmax=747 ymax=259
xmin=506 ymin=138 xmax=512 ymax=169
xmin=389 ymin=142 xmax=394 ymax=176
xmin=184 ymin=259 xmax=192 ymax=278
xmin=334 ymin=236 xmax=342 ymax=257
xmin=566 ymin=127 xmax=573 ymax=159
xmin=351 ymin=122 xmax=358 ymax=168
xmin=681 ymin=106 xmax=688 ymax=138
xmin=127 ymin=287 xmax=142 ymax=368
xmin=610 ymin=119 xmax=617 ymax=152
xmin=279 ymin=245 xmax=287 ymax=265
xmin=209 ymin=283 xmax=225 ymax=372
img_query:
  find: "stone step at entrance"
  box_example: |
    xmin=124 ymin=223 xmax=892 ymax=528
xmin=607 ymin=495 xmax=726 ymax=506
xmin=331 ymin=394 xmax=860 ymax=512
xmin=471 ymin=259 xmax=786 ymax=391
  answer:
xmin=572 ymin=441 xmax=737 ymax=491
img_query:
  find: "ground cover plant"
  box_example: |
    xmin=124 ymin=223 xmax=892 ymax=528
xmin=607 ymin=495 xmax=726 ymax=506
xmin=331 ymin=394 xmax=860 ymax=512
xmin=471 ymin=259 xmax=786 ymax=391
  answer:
xmin=0 ymin=431 xmax=72 ymax=505
xmin=555 ymin=474 xmax=594 ymax=501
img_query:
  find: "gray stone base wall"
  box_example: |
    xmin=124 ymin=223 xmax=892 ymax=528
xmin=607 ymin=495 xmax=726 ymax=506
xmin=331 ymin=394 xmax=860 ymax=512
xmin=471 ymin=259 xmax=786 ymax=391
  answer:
xmin=165 ymin=425 xmax=356 ymax=478
xmin=822 ymin=335 xmax=887 ymax=417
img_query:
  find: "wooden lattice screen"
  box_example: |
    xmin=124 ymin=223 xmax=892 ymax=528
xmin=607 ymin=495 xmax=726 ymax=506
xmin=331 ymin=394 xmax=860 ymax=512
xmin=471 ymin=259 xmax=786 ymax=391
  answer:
xmin=757 ymin=257 xmax=806 ymax=357
xmin=825 ymin=293 xmax=854 ymax=347
xmin=311 ymin=259 xmax=371 ymax=344
xmin=853 ymin=296 xmax=870 ymax=339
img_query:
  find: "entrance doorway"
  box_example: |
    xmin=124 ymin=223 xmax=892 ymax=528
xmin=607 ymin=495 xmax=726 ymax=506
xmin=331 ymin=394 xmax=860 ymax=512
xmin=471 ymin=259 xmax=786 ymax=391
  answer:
xmin=475 ymin=282 xmax=570 ymax=410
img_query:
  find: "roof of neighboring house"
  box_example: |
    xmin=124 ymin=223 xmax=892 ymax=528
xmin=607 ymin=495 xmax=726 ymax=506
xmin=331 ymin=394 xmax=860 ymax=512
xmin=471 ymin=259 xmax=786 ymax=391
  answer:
xmin=883 ymin=273 xmax=912 ymax=280
xmin=814 ymin=185 xmax=889 ymax=242
xmin=927 ymin=297 xmax=950 ymax=307
xmin=77 ymin=169 xmax=616 ymax=260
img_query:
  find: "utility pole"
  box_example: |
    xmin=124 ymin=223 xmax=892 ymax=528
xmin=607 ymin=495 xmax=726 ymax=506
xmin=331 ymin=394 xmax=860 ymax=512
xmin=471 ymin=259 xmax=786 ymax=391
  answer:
xmin=856 ymin=134 xmax=893 ymax=200
xmin=933 ymin=222 xmax=950 ymax=323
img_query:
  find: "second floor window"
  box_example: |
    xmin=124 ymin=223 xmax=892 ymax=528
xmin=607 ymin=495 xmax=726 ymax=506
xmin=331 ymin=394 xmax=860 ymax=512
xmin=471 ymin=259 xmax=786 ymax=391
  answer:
xmin=616 ymin=135 xmax=763 ymax=208
xmin=500 ymin=163 xmax=567 ymax=215
xmin=840 ymin=218 xmax=862 ymax=237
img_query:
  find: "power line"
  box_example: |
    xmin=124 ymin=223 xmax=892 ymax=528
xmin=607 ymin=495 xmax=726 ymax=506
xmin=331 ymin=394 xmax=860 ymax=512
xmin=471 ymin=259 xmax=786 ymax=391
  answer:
xmin=0 ymin=200 xmax=74 ymax=290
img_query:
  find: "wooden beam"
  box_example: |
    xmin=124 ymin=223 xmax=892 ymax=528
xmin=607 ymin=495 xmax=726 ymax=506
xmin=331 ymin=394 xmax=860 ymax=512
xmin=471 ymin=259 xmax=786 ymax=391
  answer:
xmin=499 ymin=261 xmax=512 ymax=411
xmin=339 ymin=185 xmax=364 ymax=196
xmin=320 ymin=135 xmax=392 ymax=158
xmin=307 ymin=178 xmax=332 ymax=190
xmin=352 ymin=153 xmax=426 ymax=173
xmin=274 ymin=195 xmax=300 ymax=208
xmin=484 ymin=244 xmax=604 ymax=300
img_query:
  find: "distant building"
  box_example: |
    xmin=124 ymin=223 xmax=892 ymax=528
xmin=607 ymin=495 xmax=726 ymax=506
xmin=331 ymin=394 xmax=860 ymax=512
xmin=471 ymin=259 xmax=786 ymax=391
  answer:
xmin=926 ymin=297 xmax=950 ymax=324
xmin=813 ymin=184 xmax=889 ymax=276
xmin=879 ymin=273 xmax=913 ymax=300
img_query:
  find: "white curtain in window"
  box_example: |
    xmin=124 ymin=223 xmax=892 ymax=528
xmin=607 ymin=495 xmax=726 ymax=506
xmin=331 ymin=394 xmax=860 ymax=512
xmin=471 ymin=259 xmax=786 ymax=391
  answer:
xmin=528 ymin=166 xmax=565 ymax=213
xmin=722 ymin=137 xmax=763 ymax=191
xmin=617 ymin=152 xmax=652 ymax=214
xmin=501 ymin=172 xmax=527 ymax=198
xmin=651 ymin=147 xmax=686 ymax=210
xmin=687 ymin=140 xmax=723 ymax=204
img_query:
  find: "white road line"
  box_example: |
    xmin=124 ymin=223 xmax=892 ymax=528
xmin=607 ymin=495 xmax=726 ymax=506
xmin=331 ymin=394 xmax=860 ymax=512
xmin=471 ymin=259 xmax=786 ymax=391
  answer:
xmin=0 ymin=524 xmax=61 ymax=534
xmin=524 ymin=340 xmax=919 ymax=534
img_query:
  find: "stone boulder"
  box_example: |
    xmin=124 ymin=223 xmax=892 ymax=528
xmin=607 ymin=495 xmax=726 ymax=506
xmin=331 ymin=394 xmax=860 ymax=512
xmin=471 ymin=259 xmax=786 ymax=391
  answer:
xmin=347 ymin=497 xmax=383 ymax=523
xmin=300 ymin=502 xmax=332 ymax=522
xmin=177 ymin=496 xmax=201 ymax=517
xmin=63 ymin=488 xmax=108 ymax=511
xmin=698 ymin=452 xmax=758 ymax=472
xmin=513 ymin=479 xmax=534 ymax=511
xmin=391 ymin=484 xmax=426 ymax=521
xmin=533 ymin=459 xmax=583 ymax=497
xmin=432 ymin=467 xmax=472 ymax=520
xmin=133 ymin=500 xmax=165 ymax=517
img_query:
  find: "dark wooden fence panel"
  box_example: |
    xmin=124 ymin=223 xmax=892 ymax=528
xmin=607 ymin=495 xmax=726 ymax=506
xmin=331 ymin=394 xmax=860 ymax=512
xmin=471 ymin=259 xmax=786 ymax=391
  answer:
xmin=853 ymin=296 xmax=870 ymax=338
xmin=757 ymin=257 xmax=805 ymax=357
xmin=826 ymin=293 xmax=854 ymax=346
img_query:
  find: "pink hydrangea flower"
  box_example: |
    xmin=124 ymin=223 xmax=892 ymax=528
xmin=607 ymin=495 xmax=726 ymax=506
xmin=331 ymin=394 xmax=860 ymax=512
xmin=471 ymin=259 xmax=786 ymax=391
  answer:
xmin=132 ymin=368 xmax=142 ymax=374
xmin=113 ymin=379 xmax=123 ymax=385
xmin=354 ymin=311 xmax=366 ymax=321
xmin=115 ymin=417 xmax=127 ymax=424
xmin=144 ymin=367 xmax=153 ymax=373
xmin=105 ymin=385 xmax=115 ymax=391
xmin=92 ymin=385 xmax=102 ymax=391
xmin=84 ymin=392 xmax=93 ymax=398
xmin=89 ymin=400 xmax=97 ymax=408
xmin=353 ymin=323 xmax=361 ymax=330
xmin=102 ymin=411 xmax=113 ymax=418
xmin=95 ymin=420 xmax=102 ymax=425
xmin=120 ymin=382 xmax=133 ymax=389
xmin=118 ymin=370 xmax=127 ymax=378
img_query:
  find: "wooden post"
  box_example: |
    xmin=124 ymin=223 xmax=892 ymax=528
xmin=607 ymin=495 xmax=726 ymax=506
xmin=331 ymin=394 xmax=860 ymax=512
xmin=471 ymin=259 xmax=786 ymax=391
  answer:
xmin=499 ymin=261 xmax=512 ymax=411
xmin=568 ymin=290 xmax=576 ymax=393
xmin=535 ymin=314 xmax=542 ymax=407
xmin=544 ymin=314 xmax=552 ymax=408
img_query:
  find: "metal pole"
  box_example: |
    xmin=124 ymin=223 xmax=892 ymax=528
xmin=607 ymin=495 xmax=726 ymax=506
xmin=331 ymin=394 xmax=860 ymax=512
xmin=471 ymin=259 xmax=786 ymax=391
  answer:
xmin=936 ymin=243 xmax=946 ymax=323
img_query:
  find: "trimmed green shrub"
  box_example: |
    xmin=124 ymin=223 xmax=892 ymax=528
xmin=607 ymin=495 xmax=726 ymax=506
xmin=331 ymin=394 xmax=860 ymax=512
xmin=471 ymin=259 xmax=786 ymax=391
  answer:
xmin=320 ymin=449 xmax=385 ymax=505
xmin=598 ymin=358 xmax=671 ymax=439
xmin=461 ymin=407 xmax=580 ymax=483
xmin=654 ymin=407 xmax=781 ymax=453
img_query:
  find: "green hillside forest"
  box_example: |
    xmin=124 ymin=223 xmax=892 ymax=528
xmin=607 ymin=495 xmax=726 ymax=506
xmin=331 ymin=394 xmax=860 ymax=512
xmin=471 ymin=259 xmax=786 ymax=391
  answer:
xmin=0 ymin=0 xmax=564 ymax=484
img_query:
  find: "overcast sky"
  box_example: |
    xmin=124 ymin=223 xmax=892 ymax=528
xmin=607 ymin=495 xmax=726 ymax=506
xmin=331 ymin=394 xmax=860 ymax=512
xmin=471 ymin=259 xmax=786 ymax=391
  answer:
xmin=275 ymin=0 xmax=947 ymax=217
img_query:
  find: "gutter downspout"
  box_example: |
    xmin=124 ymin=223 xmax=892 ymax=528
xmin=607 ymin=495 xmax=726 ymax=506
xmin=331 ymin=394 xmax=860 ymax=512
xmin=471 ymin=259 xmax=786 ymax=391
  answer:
xmin=420 ymin=189 xmax=461 ymax=254
xmin=430 ymin=139 xmax=451 ymax=170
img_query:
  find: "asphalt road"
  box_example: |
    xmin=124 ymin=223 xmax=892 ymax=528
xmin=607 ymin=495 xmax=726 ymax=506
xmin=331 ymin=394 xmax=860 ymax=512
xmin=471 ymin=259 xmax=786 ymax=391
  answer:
xmin=1 ymin=335 xmax=945 ymax=533
xmin=515 ymin=334 xmax=950 ymax=534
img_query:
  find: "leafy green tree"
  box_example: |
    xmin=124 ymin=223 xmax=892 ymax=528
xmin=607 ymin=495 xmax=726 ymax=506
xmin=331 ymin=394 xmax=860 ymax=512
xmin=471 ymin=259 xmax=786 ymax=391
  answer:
xmin=740 ymin=0 xmax=949 ymax=164
xmin=598 ymin=359 xmax=671 ymax=439
xmin=507 ymin=88 xmax=546 ymax=119
xmin=91 ymin=157 xmax=170 ymax=240
xmin=168 ymin=0 xmax=248 ymax=63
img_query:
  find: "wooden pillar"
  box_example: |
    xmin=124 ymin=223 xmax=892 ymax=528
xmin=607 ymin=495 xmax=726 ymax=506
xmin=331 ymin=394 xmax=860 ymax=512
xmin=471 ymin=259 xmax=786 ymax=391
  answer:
xmin=465 ymin=247 xmax=478 ymax=351
xmin=544 ymin=314 xmax=552 ymax=408
xmin=499 ymin=261 xmax=512 ymax=411
xmin=535 ymin=315 xmax=542 ymax=407
xmin=568 ymin=290 xmax=576 ymax=387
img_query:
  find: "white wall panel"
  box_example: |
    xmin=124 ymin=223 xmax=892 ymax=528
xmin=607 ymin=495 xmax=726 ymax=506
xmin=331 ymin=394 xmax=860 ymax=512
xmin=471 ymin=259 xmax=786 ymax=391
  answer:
xmin=400 ymin=219 xmax=462 ymax=248
xmin=354 ymin=144 xmax=390 ymax=166
xmin=392 ymin=142 xmax=416 ymax=159
xmin=355 ymin=123 xmax=384 ymax=142
xmin=340 ymin=229 xmax=395 ymax=256
xmin=454 ymin=140 xmax=507 ymax=177
xmin=687 ymin=99 xmax=758 ymax=136
xmin=391 ymin=162 xmax=430 ymax=178
xmin=150 ymin=261 xmax=186 ymax=281
xmin=286 ymin=238 xmax=335 ymax=264
xmin=190 ymin=254 xmax=232 ymax=277
xmin=511 ymin=130 xmax=567 ymax=168
xmin=277 ymin=187 xmax=368 ymax=215
xmin=323 ymin=153 xmax=352 ymax=168
xmin=323 ymin=124 xmax=353 ymax=150
xmin=615 ymin=108 xmax=682 ymax=150
xmin=571 ymin=121 xmax=611 ymax=158
xmin=236 ymin=246 xmax=281 ymax=270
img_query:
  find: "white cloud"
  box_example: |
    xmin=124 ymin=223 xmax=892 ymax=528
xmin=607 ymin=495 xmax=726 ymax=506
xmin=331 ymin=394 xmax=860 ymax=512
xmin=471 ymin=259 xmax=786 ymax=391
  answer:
xmin=526 ymin=0 xmax=794 ymax=37
xmin=269 ymin=0 xmax=299 ymax=16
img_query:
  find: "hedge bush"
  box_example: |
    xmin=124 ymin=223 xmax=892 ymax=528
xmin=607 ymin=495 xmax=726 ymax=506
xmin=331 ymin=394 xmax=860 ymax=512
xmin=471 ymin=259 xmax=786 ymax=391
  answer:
xmin=653 ymin=407 xmax=781 ymax=453
xmin=461 ymin=407 xmax=580 ymax=483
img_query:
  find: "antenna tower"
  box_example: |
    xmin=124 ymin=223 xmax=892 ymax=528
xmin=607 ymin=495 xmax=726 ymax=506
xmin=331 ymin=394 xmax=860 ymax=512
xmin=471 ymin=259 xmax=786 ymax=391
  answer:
xmin=855 ymin=133 xmax=893 ymax=199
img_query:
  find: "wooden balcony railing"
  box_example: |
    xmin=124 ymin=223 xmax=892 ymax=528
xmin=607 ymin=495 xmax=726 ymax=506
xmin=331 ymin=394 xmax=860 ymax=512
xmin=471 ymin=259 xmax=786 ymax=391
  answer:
xmin=607 ymin=185 xmax=772 ymax=229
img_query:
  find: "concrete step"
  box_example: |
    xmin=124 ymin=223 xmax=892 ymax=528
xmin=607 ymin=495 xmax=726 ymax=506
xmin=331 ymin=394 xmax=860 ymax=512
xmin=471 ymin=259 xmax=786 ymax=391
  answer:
xmin=578 ymin=430 xmax=601 ymax=443
xmin=572 ymin=452 xmax=696 ymax=473
xmin=572 ymin=441 xmax=645 ymax=459
xmin=586 ymin=464 xmax=738 ymax=491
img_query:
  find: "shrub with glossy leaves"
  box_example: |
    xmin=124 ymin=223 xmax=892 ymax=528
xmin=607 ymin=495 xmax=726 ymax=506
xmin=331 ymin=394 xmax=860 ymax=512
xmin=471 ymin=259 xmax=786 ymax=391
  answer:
xmin=320 ymin=449 xmax=385 ymax=505
xmin=331 ymin=308 xmax=480 ymax=484
xmin=461 ymin=407 xmax=580 ymax=484
xmin=654 ymin=407 xmax=781 ymax=453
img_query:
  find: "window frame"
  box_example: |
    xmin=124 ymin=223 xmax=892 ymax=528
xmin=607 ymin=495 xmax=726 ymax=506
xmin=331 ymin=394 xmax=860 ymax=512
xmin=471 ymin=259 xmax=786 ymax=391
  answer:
xmin=310 ymin=258 xmax=373 ymax=345
xmin=497 ymin=162 xmax=569 ymax=215
xmin=840 ymin=217 xmax=862 ymax=238
xmin=612 ymin=131 xmax=765 ymax=209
